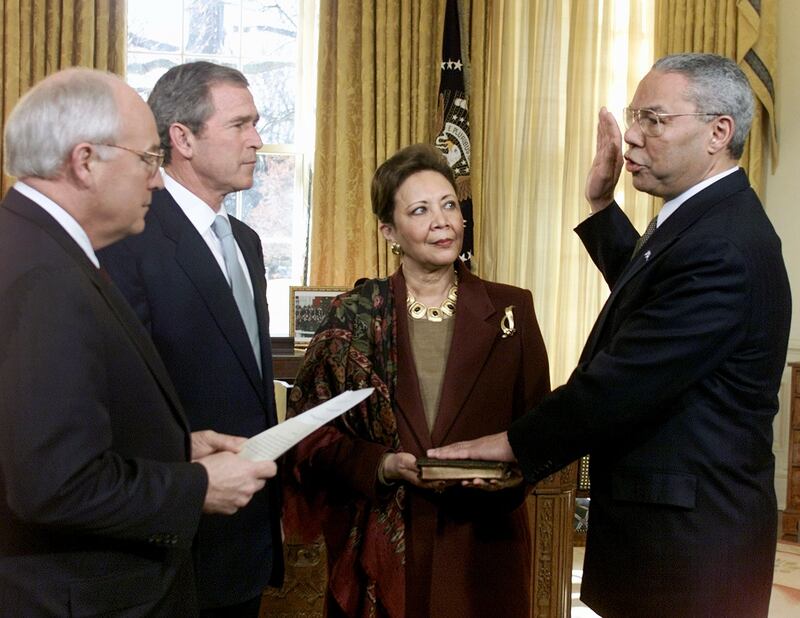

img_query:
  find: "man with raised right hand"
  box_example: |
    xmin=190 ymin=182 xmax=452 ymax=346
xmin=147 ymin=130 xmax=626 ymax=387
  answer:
xmin=430 ymin=53 xmax=791 ymax=617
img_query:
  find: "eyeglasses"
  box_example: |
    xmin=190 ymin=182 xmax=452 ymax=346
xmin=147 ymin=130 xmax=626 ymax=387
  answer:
xmin=96 ymin=143 xmax=165 ymax=174
xmin=623 ymin=107 xmax=722 ymax=138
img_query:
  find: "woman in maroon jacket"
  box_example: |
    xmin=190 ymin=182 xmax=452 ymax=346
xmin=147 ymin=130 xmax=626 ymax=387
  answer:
xmin=284 ymin=144 xmax=550 ymax=617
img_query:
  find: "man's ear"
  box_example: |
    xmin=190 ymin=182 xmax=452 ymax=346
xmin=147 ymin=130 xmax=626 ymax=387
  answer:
xmin=168 ymin=123 xmax=195 ymax=159
xmin=68 ymin=142 xmax=97 ymax=187
xmin=708 ymin=115 xmax=734 ymax=155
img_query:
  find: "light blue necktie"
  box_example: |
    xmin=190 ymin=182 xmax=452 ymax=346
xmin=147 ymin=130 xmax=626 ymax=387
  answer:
xmin=211 ymin=215 xmax=262 ymax=374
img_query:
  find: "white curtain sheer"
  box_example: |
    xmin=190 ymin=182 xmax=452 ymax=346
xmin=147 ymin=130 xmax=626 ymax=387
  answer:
xmin=478 ymin=0 xmax=654 ymax=385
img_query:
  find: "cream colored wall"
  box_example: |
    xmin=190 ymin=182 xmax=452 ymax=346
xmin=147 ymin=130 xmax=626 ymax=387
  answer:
xmin=766 ymin=1 xmax=800 ymax=510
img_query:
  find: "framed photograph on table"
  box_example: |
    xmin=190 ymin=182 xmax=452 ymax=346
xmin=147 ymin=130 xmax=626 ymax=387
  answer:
xmin=289 ymin=286 xmax=348 ymax=348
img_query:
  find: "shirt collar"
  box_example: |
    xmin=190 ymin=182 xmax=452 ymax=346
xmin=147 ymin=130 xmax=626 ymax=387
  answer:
xmin=657 ymin=166 xmax=739 ymax=227
xmin=13 ymin=181 xmax=99 ymax=267
xmin=162 ymin=169 xmax=229 ymax=235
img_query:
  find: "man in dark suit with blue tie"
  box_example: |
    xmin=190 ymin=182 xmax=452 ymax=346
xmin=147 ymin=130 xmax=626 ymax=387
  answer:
xmin=0 ymin=68 xmax=277 ymax=617
xmin=430 ymin=53 xmax=791 ymax=617
xmin=99 ymin=62 xmax=282 ymax=617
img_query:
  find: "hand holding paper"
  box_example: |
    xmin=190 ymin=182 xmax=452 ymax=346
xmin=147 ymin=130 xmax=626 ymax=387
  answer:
xmin=191 ymin=429 xmax=247 ymax=460
xmin=239 ymin=388 xmax=375 ymax=462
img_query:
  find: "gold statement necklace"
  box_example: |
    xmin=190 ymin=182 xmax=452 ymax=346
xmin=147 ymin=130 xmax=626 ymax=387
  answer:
xmin=406 ymin=274 xmax=458 ymax=322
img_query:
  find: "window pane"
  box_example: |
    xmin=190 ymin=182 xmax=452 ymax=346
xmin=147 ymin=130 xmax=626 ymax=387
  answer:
xmin=128 ymin=0 xmax=182 ymax=53
xmin=185 ymin=0 xmax=242 ymax=56
xmin=126 ymin=54 xmax=180 ymax=100
xmin=242 ymin=0 xmax=298 ymax=61
xmin=223 ymin=154 xmax=300 ymax=276
xmin=244 ymin=61 xmax=296 ymax=144
xmin=128 ymin=0 xmax=316 ymax=337
xmin=223 ymin=153 xmax=307 ymax=335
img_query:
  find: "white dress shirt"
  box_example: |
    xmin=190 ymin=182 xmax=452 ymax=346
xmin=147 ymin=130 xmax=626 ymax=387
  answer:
xmin=162 ymin=171 xmax=255 ymax=297
xmin=657 ymin=166 xmax=739 ymax=227
xmin=14 ymin=181 xmax=100 ymax=268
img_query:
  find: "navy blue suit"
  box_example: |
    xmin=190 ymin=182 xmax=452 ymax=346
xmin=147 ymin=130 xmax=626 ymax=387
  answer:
xmin=508 ymin=170 xmax=791 ymax=617
xmin=98 ymin=188 xmax=283 ymax=608
xmin=0 ymin=189 xmax=208 ymax=616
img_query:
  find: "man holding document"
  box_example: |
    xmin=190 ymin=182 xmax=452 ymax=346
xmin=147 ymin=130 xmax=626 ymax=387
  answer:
xmin=0 ymin=68 xmax=275 ymax=616
xmin=430 ymin=54 xmax=791 ymax=617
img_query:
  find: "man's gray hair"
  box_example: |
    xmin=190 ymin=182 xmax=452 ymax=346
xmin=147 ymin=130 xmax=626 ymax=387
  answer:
xmin=653 ymin=53 xmax=754 ymax=159
xmin=147 ymin=61 xmax=249 ymax=165
xmin=4 ymin=68 xmax=121 ymax=179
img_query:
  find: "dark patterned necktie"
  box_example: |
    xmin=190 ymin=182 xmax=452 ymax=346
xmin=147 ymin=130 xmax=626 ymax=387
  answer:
xmin=631 ymin=216 xmax=658 ymax=260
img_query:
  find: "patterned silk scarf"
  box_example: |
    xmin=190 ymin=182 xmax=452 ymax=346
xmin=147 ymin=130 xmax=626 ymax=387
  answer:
xmin=285 ymin=277 xmax=406 ymax=618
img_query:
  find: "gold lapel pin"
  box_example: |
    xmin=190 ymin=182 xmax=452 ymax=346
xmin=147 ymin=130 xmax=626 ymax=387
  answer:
xmin=501 ymin=305 xmax=516 ymax=338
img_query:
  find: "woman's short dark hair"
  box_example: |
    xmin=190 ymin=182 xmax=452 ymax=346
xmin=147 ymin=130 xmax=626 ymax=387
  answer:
xmin=371 ymin=143 xmax=457 ymax=224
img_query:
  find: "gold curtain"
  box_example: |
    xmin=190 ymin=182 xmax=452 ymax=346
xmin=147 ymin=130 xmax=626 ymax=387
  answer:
xmin=654 ymin=0 xmax=777 ymax=198
xmin=478 ymin=0 xmax=654 ymax=385
xmin=309 ymin=0 xmax=445 ymax=286
xmin=0 ymin=0 xmax=125 ymax=193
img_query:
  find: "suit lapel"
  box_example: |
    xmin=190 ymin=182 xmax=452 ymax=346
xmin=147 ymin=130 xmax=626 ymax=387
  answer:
xmin=152 ymin=192 xmax=264 ymax=398
xmin=392 ymin=271 xmax=433 ymax=453
xmin=431 ymin=267 xmax=497 ymax=445
xmin=3 ymin=190 xmax=191 ymax=434
xmin=583 ymin=169 xmax=751 ymax=359
xmin=92 ymin=271 xmax=193 ymax=435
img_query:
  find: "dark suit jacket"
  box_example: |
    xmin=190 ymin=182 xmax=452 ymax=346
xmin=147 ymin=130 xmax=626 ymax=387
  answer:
xmin=98 ymin=188 xmax=283 ymax=607
xmin=0 ymin=188 xmax=208 ymax=616
xmin=508 ymin=169 xmax=791 ymax=617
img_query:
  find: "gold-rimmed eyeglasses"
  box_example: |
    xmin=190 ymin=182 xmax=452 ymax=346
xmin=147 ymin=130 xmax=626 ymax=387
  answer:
xmin=95 ymin=143 xmax=165 ymax=174
xmin=623 ymin=107 xmax=722 ymax=138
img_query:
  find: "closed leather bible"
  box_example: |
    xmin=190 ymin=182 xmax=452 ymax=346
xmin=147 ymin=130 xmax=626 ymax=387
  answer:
xmin=416 ymin=458 xmax=511 ymax=481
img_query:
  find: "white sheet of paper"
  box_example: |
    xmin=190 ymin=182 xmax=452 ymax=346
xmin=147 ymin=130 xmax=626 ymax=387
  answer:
xmin=238 ymin=387 xmax=374 ymax=461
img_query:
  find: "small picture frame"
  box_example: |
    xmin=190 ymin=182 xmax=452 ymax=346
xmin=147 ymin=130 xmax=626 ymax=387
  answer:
xmin=289 ymin=286 xmax=348 ymax=347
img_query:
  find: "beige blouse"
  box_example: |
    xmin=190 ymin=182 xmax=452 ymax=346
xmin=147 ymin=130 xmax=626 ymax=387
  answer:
xmin=407 ymin=316 xmax=456 ymax=432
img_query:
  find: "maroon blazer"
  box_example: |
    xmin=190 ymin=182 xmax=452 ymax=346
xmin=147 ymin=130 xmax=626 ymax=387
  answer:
xmin=392 ymin=264 xmax=549 ymax=618
xmin=393 ymin=265 xmax=549 ymax=455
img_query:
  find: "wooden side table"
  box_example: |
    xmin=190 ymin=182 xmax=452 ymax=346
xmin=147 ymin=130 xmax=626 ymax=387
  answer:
xmin=272 ymin=349 xmax=306 ymax=382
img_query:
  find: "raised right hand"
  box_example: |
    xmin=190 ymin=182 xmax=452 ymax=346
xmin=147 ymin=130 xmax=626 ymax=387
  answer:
xmin=585 ymin=107 xmax=624 ymax=213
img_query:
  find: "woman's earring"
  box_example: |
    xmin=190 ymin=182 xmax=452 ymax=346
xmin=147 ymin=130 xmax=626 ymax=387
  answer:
xmin=462 ymin=219 xmax=468 ymax=228
xmin=390 ymin=242 xmax=402 ymax=256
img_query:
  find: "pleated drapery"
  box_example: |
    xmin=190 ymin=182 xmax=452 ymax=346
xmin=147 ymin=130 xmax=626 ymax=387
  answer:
xmin=655 ymin=0 xmax=778 ymax=198
xmin=0 ymin=0 xmax=125 ymax=193
xmin=478 ymin=0 xmax=654 ymax=385
xmin=309 ymin=0 xmax=445 ymax=285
